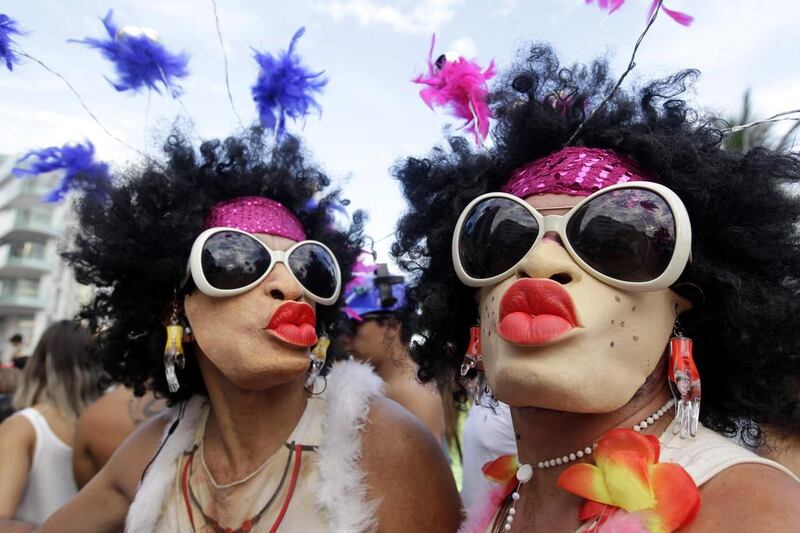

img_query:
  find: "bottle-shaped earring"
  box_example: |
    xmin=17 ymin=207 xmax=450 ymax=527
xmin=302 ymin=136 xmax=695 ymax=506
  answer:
xmin=668 ymin=335 xmax=701 ymax=438
xmin=306 ymin=336 xmax=329 ymax=389
xmin=460 ymin=326 xmax=481 ymax=377
xmin=461 ymin=326 xmax=495 ymax=406
xmin=164 ymin=299 xmax=185 ymax=393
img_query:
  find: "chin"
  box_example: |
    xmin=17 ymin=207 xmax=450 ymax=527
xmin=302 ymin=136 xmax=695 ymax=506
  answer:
xmin=221 ymin=358 xmax=310 ymax=391
xmin=487 ymin=359 xmax=640 ymax=413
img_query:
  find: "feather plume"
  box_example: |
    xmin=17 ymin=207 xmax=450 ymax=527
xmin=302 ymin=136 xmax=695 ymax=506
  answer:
xmin=251 ymin=27 xmax=327 ymax=139
xmin=0 ymin=14 xmax=23 ymax=71
xmin=71 ymin=10 xmax=190 ymax=96
xmin=412 ymin=34 xmax=495 ymax=145
xmin=13 ymin=141 xmax=111 ymax=202
xmin=585 ymin=0 xmax=693 ymax=26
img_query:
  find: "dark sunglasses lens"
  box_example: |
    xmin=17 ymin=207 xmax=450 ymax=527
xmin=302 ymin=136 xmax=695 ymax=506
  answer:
xmin=566 ymin=188 xmax=676 ymax=282
xmin=289 ymin=243 xmax=339 ymax=300
xmin=458 ymin=197 xmax=539 ymax=279
xmin=201 ymin=231 xmax=271 ymax=290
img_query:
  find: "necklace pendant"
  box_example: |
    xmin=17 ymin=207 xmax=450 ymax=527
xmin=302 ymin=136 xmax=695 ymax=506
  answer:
xmin=516 ymin=464 xmax=533 ymax=483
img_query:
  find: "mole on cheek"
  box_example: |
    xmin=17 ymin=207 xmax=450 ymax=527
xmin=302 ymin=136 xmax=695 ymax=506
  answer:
xmin=633 ymin=336 xmax=639 ymax=342
xmin=610 ymin=341 xmax=615 ymax=348
xmin=615 ymin=296 xmax=621 ymax=303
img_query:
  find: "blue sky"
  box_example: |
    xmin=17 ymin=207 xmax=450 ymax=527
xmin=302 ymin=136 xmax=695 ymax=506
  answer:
xmin=2 ymin=0 xmax=798 ymax=262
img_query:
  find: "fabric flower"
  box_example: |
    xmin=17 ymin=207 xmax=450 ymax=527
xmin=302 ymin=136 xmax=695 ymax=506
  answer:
xmin=585 ymin=0 xmax=693 ymax=26
xmin=251 ymin=27 xmax=327 ymax=139
xmin=558 ymin=429 xmax=700 ymax=533
xmin=0 ymin=14 xmax=23 ymax=71
xmin=412 ymin=34 xmax=495 ymax=145
xmin=71 ymin=10 xmax=190 ymax=96
xmin=481 ymin=454 xmax=519 ymax=499
xmin=13 ymin=141 xmax=111 ymax=203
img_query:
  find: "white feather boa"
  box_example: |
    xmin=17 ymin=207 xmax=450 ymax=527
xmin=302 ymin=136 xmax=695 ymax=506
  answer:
xmin=314 ymin=359 xmax=383 ymax=533
xmin=125 ymin=395 xmax=207 ymax=533
xmin=124 ymin=359 xmax=383 ymax=533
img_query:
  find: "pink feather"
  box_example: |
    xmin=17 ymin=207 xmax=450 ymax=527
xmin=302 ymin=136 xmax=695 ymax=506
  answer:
xmin=413 ymin=34 xmax=495 ymax=145
xmin=343 ymin=307 xmax=364 ymax=322
xmin=458 ymin=482 xmax=510 ymax=533
xmin=595 ymin=510 xmax=651 ymax=533
xmin=587 ymin=0 xmax=693 ymax=25
xmin=652 ymin=2 xmax=694 ymax=26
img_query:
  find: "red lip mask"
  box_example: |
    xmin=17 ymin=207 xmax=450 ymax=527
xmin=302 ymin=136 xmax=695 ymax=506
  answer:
xmin=265 ymin=301 xmax=318 ymax=348
xmin=498 ymin=279 xmax=578 ymax=346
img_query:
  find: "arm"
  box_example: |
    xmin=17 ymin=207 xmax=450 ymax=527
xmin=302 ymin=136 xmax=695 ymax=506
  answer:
xmin=37 ymin=411 xmax=169 ymax=533
xmin=0 ymin=414 xmax=34 ymax=518
xmin=685 ymin=463 xmax=800 ymax=532
xmin=361 ymin=397 xmax=462 ymax=533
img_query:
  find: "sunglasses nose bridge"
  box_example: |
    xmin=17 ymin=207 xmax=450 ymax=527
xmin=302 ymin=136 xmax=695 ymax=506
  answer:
xmin=259 ymin=259 xmax=305 ymax=302
xmin=515 ymin=238 xmax=583 ymax=286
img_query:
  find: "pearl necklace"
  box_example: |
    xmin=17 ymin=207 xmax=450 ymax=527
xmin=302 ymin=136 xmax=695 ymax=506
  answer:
xmin=500 ymin=398 xmax=675 ymax=532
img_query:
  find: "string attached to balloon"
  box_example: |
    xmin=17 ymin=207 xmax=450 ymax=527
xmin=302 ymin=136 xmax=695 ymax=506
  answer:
xmin=210 ymin=0 xmax=244 ymax=129
xmin=1 ymin=12 xmax=152 ymax=160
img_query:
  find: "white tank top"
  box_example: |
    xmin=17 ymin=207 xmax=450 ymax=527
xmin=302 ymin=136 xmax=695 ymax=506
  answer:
xmin=14 ymin=408 xmax=78 ymax=523
xmin=659 ymin=420 xmax=800 ymax=485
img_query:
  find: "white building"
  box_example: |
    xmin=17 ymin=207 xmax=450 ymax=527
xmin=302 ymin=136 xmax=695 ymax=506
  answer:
xmin=0 ymin=154 xmax=88 ymax=363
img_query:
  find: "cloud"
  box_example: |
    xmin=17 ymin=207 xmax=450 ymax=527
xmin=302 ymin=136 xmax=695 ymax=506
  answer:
xmin=318 ymin=0 xmax=464 ymax=34
xmin=491 ymin=0 xmax=520 ymax=17
xmin=0 ymin=107 xmax=133 ymax=164
xmin=445 ymin=37 xmax=477 ymax=59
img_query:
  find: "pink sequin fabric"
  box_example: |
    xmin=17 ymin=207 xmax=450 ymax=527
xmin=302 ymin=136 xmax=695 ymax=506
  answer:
xmin=204 ymin=196 xmax=307 ymax=241
xmin=502 ymin=147 xmax=653 ymax=198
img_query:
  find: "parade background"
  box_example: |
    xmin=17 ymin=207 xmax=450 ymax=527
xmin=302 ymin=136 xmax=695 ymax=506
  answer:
xmin=1 ymin=0 xmax=798 ymax=262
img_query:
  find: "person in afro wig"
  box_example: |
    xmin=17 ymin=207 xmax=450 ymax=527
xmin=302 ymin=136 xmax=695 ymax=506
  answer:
xmin=17 ymin=129 xmax=460 ymax=532
xmin=393 ymin=44 xmax=800 ymax=532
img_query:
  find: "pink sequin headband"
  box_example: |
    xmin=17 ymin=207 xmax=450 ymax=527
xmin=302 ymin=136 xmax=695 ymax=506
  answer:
xmin=204 ymin=196 xmax=307 ymax=241
xmin=501 ymin=147 xmax=654 ymax=198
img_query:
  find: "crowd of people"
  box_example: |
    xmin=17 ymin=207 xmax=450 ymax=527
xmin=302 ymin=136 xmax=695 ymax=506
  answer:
xmin=0 ymin=31 xmax=798 ymax=533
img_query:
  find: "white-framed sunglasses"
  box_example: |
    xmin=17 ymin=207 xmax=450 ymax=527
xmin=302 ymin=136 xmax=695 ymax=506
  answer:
xmin=452 ymin=182 xmax=692 ymax=291
xmin=186 ymin=227 xmax=342 ymax=305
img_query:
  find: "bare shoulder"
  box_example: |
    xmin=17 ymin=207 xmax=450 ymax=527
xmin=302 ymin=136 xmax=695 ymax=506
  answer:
xmin=686 ymin=463 xmax=800 ymax=532
xmin=38 ymin=408 xmax=174 ymax=532
xmin=0 ymin=411 xmax=35 ymax=442
xmin=361 ymin=396 xmax=461 ymax=532
xmin=103 ymin=406 xmax=172 ymax=499
xmin=0 ymin=411 xmax=35 ymax=461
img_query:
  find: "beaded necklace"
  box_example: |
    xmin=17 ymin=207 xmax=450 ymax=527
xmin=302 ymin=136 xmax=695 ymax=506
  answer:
xmin=495 ymin=399 xmax=675 ymax=532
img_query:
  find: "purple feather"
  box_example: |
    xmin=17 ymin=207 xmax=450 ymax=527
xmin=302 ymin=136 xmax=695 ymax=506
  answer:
xmin=251 ymin=27 xmax=327 ymax=139
xmin=13 ymin=142 xmax=111 ymax=203
xmin=0 ymin=14 xmax=23 ymax=71
xmin=71 ymin=10 xmax=190 ymax=96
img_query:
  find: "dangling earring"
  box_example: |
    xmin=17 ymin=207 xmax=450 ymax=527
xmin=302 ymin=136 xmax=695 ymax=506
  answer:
xmin=668 ymin=323 xmax=701 ymax=438
xmin=461 ymin=326 xmax=495 ymax=407
xmin=164 ymin=297 xmax=186 ymax=393
xmin=306 ymin=336 xmax=329 ymax=391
